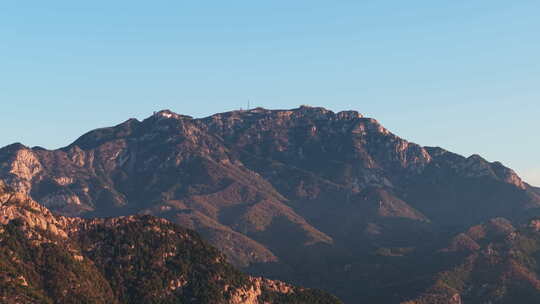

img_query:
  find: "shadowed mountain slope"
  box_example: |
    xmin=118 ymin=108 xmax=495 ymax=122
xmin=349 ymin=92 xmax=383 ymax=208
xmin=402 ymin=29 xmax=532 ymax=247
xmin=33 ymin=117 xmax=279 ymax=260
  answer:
xmin=0 ymin=181 xmax=341 ymax=304
xmin=1 ymin=106 xmax=538 ymax=303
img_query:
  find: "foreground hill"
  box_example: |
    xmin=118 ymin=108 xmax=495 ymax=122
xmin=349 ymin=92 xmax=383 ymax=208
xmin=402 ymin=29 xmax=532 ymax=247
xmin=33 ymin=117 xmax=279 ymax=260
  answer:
xmin=0 ymin=181 xmax=340 ymax=304
xmin=1 ymin=106 xmax=539 ymax=302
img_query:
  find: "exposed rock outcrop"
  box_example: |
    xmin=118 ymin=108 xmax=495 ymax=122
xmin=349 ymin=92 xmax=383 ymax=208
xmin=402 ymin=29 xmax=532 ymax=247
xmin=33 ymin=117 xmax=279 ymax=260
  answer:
xmin=0 ymin=106 xmax=537 ymax=303
xmin=0 ymin=183 xmax=341 ymax=304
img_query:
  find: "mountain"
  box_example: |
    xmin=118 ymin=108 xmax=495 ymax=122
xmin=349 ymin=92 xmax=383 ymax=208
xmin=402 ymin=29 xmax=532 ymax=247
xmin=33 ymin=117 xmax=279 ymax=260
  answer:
xmin=0 ymin=181 xmax=341 ymax=304
xmin=1 ymin=106 xmax=538 ymax=303
xmin=404 ymin=217 xmax=540 ymax=304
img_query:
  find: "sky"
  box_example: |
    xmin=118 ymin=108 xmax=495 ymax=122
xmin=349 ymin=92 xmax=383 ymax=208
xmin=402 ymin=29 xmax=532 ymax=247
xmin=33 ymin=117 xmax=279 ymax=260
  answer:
xmin=0 ymin=1 xmax=538 ymax=185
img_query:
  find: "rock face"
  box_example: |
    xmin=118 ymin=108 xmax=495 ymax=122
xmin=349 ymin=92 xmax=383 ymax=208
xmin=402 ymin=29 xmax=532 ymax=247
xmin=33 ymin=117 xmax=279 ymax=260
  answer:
xmin=0 ymin=182 xmax=341 ymax=304
xmin=404 ymin=217 xmax=540 ymax=304
xmin=0 ymin=106 xmax=539 ymax=303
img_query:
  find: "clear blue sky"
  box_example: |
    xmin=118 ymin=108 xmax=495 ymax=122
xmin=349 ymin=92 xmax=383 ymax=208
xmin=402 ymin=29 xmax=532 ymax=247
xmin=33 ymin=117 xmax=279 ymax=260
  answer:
xmin=1 ymin=1 xmax=538 ymax=185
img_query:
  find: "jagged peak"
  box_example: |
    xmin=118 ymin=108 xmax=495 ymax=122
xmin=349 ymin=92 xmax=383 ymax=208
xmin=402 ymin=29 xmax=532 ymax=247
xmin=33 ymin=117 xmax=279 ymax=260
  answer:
xmin=123 ymin=117 xmax=141 ymax=124
xmin=337 ymin=110 xmax=363 ymax=119
xmin=0 ymin=142 xmax=29 ymax=153
xmin=247 ymin=106 xmax=270 ymax=113
xmin=152 ymin=109 xmax=193 ymax=120
xmin=467 ymin=154 xmax=487 ymax=162
xmin=292 ymin=105 xmax=364 ymax=120
xmin=296 ymin=104 xmax=332 ymax=113
xmin=203 ymin=106 xmax=364 ymax=123
xmin=0 ymin=181 xmax=69 ymax=237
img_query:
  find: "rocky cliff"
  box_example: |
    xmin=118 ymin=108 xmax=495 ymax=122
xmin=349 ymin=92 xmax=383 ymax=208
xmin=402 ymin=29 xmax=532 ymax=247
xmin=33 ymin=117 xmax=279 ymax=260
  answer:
xmin=1 ymin=106 xmax=538 ymax=303
xmin=0 ymin=181 xmax=341 ymax=304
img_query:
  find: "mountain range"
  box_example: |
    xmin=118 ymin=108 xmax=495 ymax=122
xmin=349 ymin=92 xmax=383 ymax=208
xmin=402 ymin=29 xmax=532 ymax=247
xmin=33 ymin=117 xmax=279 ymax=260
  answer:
xmin=1 ymin=106 xmax=539 ymax=303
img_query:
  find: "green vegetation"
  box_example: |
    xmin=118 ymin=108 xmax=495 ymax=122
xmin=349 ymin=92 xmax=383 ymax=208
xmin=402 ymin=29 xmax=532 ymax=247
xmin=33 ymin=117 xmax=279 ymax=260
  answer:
xmin=77 ymin=216 xmax=251 ymax=303
xmin=0 ymin=185 xmax=341 ymax=303
xmin=403 ymin=226 xmax=540 ymax=304
xmin=0 ymin=219 xmax=116 ymax=304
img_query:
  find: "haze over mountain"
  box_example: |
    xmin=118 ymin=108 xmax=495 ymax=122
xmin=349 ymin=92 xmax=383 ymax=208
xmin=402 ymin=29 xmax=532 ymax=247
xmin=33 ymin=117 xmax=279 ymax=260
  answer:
xmin=1 ymin=106 xmax=539 ymax=303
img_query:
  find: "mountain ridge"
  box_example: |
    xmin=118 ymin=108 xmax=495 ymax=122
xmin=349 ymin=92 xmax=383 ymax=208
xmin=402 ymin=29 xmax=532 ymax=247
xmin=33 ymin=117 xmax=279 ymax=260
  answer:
xmin=1 ymin=106 xmax=538 ymax=303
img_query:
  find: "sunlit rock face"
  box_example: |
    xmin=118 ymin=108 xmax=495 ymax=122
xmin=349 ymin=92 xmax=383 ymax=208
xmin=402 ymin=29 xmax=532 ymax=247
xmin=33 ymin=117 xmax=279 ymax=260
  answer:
xmin=0 ymin=106 xmax=538 ymax=303
xmin=0 ymin=144 xmax=42 ymax=195
xmin=0 ymin=183 xmax=341 ymax=304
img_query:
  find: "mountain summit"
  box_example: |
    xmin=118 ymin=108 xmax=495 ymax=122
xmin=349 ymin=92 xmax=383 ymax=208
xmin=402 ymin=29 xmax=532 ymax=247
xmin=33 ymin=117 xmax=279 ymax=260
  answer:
xmin=1 ymin=106 xmax=539 ymax=303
